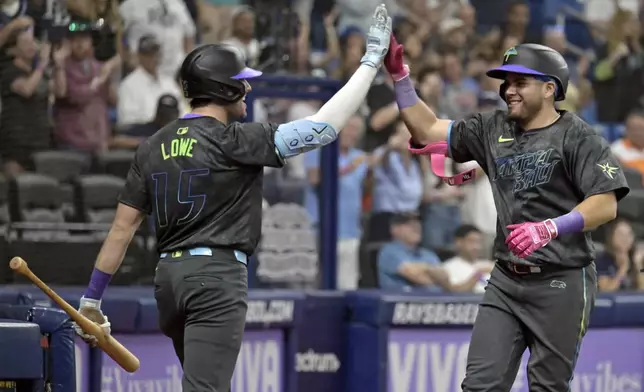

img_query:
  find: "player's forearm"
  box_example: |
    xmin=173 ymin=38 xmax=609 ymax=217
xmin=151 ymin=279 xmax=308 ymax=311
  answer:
xmin=308 ymin=64 xmax=377 ymax=130
xmin=84 ymin=222 xmax=140 ymax=299
xmin=275 ymin=64 xmax=378 ymax=159
xmin=545 ymin=193 xmax=618 ymax=239
xmin=573 ymin=193 xmax=618 ymax=231
xmin=394 ymin=77 xmax=447 ymax=145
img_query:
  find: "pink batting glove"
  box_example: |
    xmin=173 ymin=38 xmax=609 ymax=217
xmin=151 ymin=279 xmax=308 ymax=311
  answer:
xmin=383 ymin=33 xmax=410 ymax=82
xmin=505 ymin=220 xmax=558 ymax=259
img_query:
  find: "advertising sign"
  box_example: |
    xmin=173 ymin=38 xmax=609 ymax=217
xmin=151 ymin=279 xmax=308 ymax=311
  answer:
xmin=388 ymin=329 xmax=644 ymax=392
xmin=97 ymin=330 xmax=283 ymax=392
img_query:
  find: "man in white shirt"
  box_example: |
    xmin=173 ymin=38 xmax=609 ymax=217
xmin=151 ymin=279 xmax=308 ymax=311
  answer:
xmin=117 ymin=35 xmax=186 ymax=130
xmin=443 ymin=225 xmax=495 ymax=294
xmin=459 ymin=160 xmax=497 ymax=257
xmin=120 ymin=0 xmax=196 ymax=78
xmin=221 ymin=6 xmax=259 ymax=67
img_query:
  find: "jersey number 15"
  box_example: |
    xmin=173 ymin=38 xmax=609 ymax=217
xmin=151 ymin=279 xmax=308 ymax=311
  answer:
xmin=151 ymin=169 xmax=210 ymax=227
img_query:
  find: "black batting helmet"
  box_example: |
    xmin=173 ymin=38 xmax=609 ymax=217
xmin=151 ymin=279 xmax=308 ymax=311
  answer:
xmin=486 ymin=43 xmax=569 ymax=101
xmin=179 ymin=43 xmax=262 ymax=105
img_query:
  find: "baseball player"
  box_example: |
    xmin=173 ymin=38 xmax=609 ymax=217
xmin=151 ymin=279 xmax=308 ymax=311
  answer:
xmin=384 ymin=38 xmax=630 ymax=391
xmin=73 ymin=5 xmax=392 ymax=391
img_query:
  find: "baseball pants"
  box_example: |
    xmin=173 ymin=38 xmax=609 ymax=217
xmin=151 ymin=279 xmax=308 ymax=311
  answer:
xmin=462 ymin=261 xmax=597 ymax=392
xmin=153 ymin=249 xmax=248 ymax=392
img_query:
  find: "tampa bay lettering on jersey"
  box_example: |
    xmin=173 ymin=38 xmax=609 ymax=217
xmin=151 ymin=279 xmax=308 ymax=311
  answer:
xmin=493 ymin=148 xmax=560 ymax=192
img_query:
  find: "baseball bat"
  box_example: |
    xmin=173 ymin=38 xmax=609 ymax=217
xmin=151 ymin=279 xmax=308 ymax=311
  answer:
xmin=9 ymin=257 xmax=140 ymax=373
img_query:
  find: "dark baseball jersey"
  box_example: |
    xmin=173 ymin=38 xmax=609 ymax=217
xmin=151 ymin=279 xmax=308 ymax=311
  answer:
xmin=118 ymin=116 xmax=284 ymax=256
xmin=448 ymin=110 xmax=630 ymax=267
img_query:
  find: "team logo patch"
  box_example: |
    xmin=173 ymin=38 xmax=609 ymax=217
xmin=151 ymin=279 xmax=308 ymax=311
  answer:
xmin=504 ymin=47 xmax=518 ymax=62
xmin=597 ymin=162 xmax=619 ymax=179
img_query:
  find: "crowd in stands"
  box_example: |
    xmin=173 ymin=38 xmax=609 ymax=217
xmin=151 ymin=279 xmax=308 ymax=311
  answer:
xmin=0 ymin=0 xmax=643 ymax=295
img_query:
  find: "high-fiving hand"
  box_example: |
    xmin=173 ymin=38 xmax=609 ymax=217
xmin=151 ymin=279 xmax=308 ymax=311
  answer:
xmin=384 ymin=33 xmax=409 ymax=81
xmin=360 ymin=4 xmax=392 ymax=69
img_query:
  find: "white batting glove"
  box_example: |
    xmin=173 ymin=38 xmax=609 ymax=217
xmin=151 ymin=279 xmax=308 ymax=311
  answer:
xmin=360 ymin=4 xmax=393 ymax=69
xmin=74 ymin=296 xmax=111 ymax=347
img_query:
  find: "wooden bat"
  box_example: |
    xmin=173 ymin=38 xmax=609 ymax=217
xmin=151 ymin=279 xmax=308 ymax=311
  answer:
xmin=9 ymin=257 xmax=140 ymax=373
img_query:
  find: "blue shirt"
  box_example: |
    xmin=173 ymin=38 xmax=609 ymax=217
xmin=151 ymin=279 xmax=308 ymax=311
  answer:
xmin=372 ymin=150 xmax=423 ymax=213
xmin=377 ymin=241 xmax=442 ymax=292
xmin=304 ymin=148 xmax=368 ymax=240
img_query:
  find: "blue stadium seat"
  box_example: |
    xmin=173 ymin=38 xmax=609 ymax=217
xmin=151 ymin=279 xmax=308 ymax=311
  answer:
xmin=0 ymin=319 xmax=43 ymax=379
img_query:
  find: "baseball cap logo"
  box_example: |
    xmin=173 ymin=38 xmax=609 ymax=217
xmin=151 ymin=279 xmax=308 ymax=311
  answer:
xmin=504 ymin=47 xmax=518 ymax=62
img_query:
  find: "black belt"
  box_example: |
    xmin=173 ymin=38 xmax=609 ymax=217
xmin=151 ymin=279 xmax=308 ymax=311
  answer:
xmin=500 ymin=261 xmax=546 ymax=275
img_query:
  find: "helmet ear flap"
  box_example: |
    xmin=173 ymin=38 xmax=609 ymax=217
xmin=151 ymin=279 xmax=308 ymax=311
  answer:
xmin=499 ymin=82 xmax=508 ymax=102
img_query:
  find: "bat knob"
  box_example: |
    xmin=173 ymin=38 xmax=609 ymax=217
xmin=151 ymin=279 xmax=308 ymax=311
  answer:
xmin=9 ymin=257 xmax=26 ymax=272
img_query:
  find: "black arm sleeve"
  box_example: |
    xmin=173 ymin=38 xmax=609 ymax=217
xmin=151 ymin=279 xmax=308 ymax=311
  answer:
xmin=567 ymin=133 xmax=630 ymax=201
xmin=448 ymin=113 xmax=487 ymax=165
xmin=118 ymin=148 xmax=151 ymax=213
xmin=218 ymin=122 xmax=284 ymax=168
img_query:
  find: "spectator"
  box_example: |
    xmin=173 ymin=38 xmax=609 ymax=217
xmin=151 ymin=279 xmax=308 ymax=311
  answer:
xmin=117 ymin=34 xmax=185 ymax=130
xmin=334 ymin=0 xmax=401 ymax=36
xmin=0 ymin=27 xmax=58 ymax=175
xmin=221 ymin=6 xmax=259 ymax=67
xmin=368 ymin=122 xmax=424 ymax=242
xmin=501 ymin=0 xmax=540 ymax=44
xmin=437 ymin=18 xmax=468 ymax=63
xmin=458 ymin=158 xmax=497 ymax=257
xmin=442 ymin=225 xmax=495 ymax=293
xmin=197 ymin=0 xmax=241 ymax=44
xmin=53 ymin=27 xmax=115 ymax=153
xmin=611 ymin=109 xmax=644 ymax=178
xmin=363 ymin=70 xmax=398 ymax=152
xmin=0 ymin=2 xmax=31 ymax=49
xmin=66 ymin=0 xmax=123 ymax=63
xmin=304 ymin=114 xmax=370 ymax=290
xmin=120 ymin=0 xmax=196 ymax=78
xmin=333 ymin=26 xmax=364 ymax=81
xmin=112 ymin=93 xmax=181 ymax=149
xmin=592 ymin=9 xmax=644 ymax=125
xmin=417 ymin=66 xmax=448 ymax=117
xmin=457 ymin=2 xmax=478 ymax=52
xmin=377 ymin=212 xmax=450 ymax=292
xmin=421 ymin=157 xmax=465 ymax=250
xmin=597 ymin=219 xmax=644 ymax=292
xmin=441 ymin=51 xmax=479 ymax=119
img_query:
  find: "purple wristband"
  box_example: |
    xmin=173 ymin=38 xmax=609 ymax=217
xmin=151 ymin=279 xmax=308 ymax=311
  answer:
xmin=552 ymin=211 xmax=585 ymax=236
xmin=84 ymin=268 xmax=113 ymax=300
xmin=394 ymin=77 xmax=419 ymax=109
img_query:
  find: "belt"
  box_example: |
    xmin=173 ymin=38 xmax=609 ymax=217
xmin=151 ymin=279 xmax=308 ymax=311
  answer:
xmin=159 ymin=247 xmax=248 ymax=265
xmin=503 ymin=261 xmax=543 ymax=274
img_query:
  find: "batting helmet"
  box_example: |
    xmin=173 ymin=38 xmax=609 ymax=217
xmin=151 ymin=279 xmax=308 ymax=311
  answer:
xmin=486 ymin=43 xmax=569 ymax=101
xmin=179 ymin=43 xmax=262 ymax=105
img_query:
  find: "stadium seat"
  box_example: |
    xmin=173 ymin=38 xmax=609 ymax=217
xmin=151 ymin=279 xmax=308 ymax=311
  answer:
xmin=95 ymin=149 xmax=135 ymax=179
xmin=9 ymin=172 xmax=64 ymax=224
xmin=75 ymin=174 xmax=126 ymax=223
xmin=32 ymin=150 xmax=91 ymax=183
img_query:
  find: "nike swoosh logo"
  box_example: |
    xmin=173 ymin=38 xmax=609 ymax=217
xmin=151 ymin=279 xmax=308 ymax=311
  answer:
xmin=498 ymin=136 xmax=514 ymax=143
